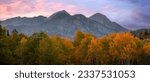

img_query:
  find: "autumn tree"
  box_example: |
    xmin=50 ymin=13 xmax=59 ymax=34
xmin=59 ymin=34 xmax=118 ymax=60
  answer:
xmin=72 ymin=32 xmax=95 ymax=64
xmin=48 ymin=36 xmax=68 ymax=64
xmin=23 ymin=32 xmax=48 ymax=64
xmin=63 ymin=37 xmax=74 ymax=64
xmin=0 ymin=23 xmax=9 ymax=64
xmin=0 ymin=24 xmax=18 ymax=64
xmin=86 ymin=37 xmax=102 ymax=64
xmin=96 ymin=35 xmax=114 ymax=64
xmin=108 ymin=33 xmax=143 ymax=64
xmin=14 ymin=35 xmax=27 ymax=64
xmin=73 ymin=30 xmax=84 ymax=47
xmin=142 ymin=42 xmax=150 ymax=64
xmin=37 ymin=35 xmax=53 ymax=64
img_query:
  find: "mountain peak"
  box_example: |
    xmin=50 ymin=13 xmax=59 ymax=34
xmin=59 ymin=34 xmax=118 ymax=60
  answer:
xmin=59 ymin=10 xmax=69 ymax=14
xmin=92 ymin=13 xmax=106 ymax=17
xmin=53 ymin=10 xmax=70 ymax=15
xmin=89 ymin=13 xmax=111 ymax=24
xmin=49 ymin=10 xmax=71 ymax=19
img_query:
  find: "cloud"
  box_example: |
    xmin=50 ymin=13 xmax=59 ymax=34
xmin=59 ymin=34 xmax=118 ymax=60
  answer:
xmin=117 ymin=0 xmax=150 ymax=29
xmin=0 ymin=0 xmax=34 ymax=19
xmin=0 ymin=0 xmax=85 ymax=20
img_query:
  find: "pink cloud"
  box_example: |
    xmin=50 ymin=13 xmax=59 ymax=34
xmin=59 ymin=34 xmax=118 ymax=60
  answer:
xmin=0 ymin=0 xmax=34 ymax=20
xmin=0 ymin=0 xmax=86 ymax=20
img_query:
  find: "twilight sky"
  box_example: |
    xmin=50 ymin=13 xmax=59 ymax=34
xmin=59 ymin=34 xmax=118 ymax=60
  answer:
xmin=0 ymin=0 xmax=150 ymax=30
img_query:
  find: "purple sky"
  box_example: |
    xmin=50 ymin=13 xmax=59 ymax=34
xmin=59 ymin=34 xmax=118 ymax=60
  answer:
xmin=0 ymin=0 xmax=150 ymax=29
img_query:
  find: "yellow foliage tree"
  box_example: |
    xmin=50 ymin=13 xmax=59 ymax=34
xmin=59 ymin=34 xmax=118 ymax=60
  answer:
xmin=143 ymin=42 xmax=150 ymax=55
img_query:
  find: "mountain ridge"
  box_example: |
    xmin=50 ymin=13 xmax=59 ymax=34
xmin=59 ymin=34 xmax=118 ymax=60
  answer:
xmin=1 ymin=10 xmax=128 ymax=39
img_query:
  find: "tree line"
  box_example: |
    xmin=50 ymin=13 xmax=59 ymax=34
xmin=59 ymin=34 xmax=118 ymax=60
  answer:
xmin=0 ymin=24 xmax=150 ymax=65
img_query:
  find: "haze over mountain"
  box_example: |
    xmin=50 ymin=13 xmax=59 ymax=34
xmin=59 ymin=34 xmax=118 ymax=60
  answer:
xmin=1 ymin=10 xmax=128 ymax=39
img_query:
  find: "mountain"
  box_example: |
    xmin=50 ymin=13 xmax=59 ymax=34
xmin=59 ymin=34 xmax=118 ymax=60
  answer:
xmin=89 ymin=13 xmax=112 ymax=25
xmin=2 ymin=10 xmax=128 ymax=39
xmin=2 ymin=16 xmax=47 ymax=26
xmin=89 ymin=13 xmax=127 ymax=32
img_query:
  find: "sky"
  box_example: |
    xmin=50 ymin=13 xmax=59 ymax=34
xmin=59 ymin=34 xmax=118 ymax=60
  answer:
xmin=0 ymin=0 xmax=150 ymax=30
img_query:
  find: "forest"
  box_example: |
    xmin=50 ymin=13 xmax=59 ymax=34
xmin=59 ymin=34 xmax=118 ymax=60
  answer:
xmin=0 ymin=24 xmax=150 ymax=65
